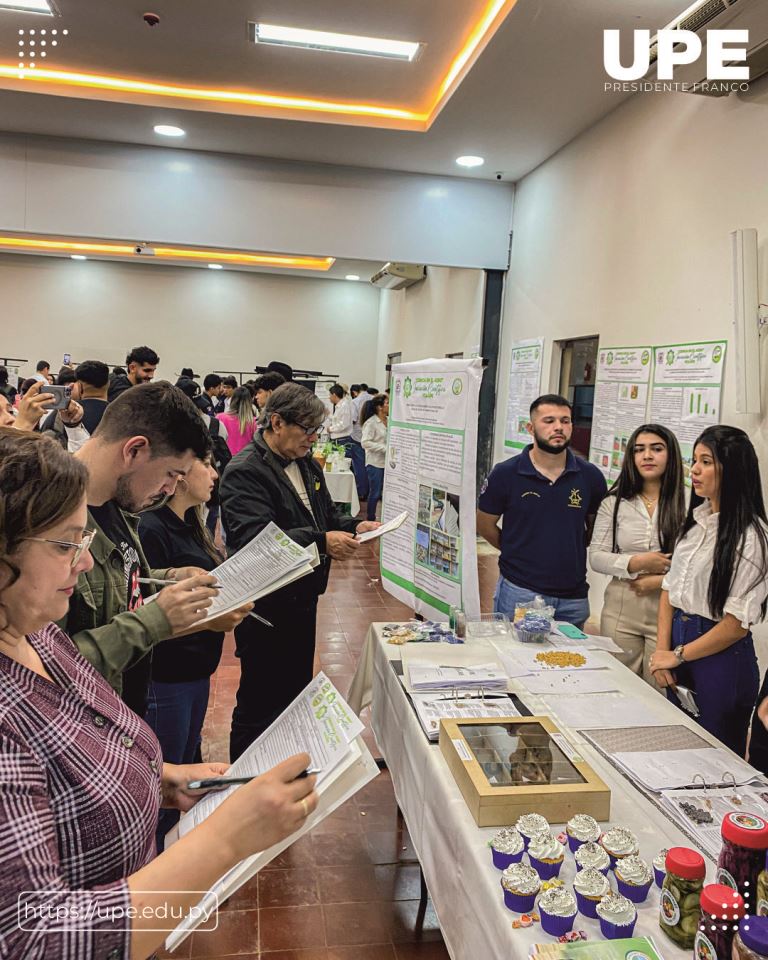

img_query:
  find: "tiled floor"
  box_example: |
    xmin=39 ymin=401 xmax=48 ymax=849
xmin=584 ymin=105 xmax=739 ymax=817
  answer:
xmin=180 ymin=531 xmax=501 ymax=959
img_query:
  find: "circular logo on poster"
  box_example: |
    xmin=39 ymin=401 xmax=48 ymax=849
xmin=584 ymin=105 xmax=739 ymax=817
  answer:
xmin=712 ymin=345 xmax=723 ymax=363
xmin=607 ymin=352 xmax=614 ymax=365
xmin=452 ymin=378 xmax=463 ymax=396
xmin=641 ymin=350 xmax=650 ymax=365
xmin=403 ymin=377 xmax=413 ymax=399
xmin=667 ymin=349 xmax=675 ymax=365
xmin=395 ymin=378 xmax=402 ymax=396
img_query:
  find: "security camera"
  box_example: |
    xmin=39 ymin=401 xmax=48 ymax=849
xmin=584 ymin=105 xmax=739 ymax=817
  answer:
xmin=495 ymin=172 xmax=504 ymax=180
xmin=143 ymin=12 xmax=160 ymax=26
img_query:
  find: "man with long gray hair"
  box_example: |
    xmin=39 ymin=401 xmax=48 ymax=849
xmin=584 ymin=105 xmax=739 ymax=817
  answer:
xmin=220 ymin=382 xmax=380 ymax=760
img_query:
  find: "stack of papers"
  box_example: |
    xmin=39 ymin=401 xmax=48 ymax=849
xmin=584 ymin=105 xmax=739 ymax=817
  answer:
xmin=540 ymin=693 xmax=666 ymax=730
xmin=611 ymin=747 xmax=764 ymax=793
xmin=406 ymin=661 xmax=508 ymax=692
xmin=409 ymin=693 xmax=520 ymax=741
xmin=660 ymin=785 xmax=768 ymax=860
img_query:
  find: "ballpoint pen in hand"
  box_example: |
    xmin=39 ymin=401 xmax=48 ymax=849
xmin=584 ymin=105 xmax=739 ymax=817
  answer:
xmin=249 ymin=611 xmax=274 ymax=628
xmin=186 ymin=767 xmax=322 ymax=790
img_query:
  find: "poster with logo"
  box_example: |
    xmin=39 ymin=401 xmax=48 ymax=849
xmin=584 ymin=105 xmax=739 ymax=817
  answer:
xmin=504 ymin=338 xmax=544 ymax=452
xmin=380 ymin=357 xmax=484 ymax=620
xmin=649 ymin=341 xmax=727 ymax=470
xmin=589 ymin=346 xmax=653 ymax=481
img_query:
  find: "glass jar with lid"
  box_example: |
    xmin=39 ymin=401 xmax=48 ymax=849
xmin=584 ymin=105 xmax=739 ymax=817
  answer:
xmin=717 ymin=812 xmax=768 ymax=911
xmin=659 ymin=846 xmax=706 ymax=949
xmin=732 ymin=915 xmax=768 ymax=959
xmin=694 ymin=882 xmax=744 ymax=959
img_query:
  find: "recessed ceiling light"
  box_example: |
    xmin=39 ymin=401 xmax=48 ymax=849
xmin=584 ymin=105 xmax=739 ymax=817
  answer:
xmin=207 ymin=263 xmax=223 ymax=270
xmin=456 ymin=155 xmax=485 ymax=168
xmin=70 ymin=254 xmax=86 ymax=260
xmin=154 ymin=124 xmax=185 ymax=137
xmin=250 ymin=22 xmax=421 ymax=61
xmin=0 ymin=0 xmax=54 ymax=14
xmin=345 ymin=274 xmax=361 ymax=281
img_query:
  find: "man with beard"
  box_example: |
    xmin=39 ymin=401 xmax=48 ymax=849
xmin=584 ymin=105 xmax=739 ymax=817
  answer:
xmin=477 ymin=394 xmax=606 ymax=628
xmin=65 ymin=382 xmax=252 ymax=714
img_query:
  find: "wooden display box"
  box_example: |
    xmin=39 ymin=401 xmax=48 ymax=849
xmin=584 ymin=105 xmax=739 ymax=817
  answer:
xmin=439 ymin=716 xmax=611 ymax=827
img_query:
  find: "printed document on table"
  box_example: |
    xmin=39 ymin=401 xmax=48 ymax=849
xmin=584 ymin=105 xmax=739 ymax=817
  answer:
xmin=406 ymin=661 xmax=508 ymax=691
xmin=409 ymin=693 xmax=520 ymax=740
xmin=540 ymin=693 xmax=666 ymax=730
xmin=517 ymin=670 xmax=621 ymax=696
xmin=356 ymin=510 xmax=408 ymax=543
xmin=660 ymin=786 xmax=768 ymax=860
xmin=612 ymin=747 xmax=764 ymax=792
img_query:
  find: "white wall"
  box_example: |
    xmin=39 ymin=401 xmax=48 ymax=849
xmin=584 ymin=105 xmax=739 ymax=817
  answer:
xmin=375 ymin=266 xmax=487 ymax=382
xmin=492 ymin=79 xmax=768 ymax=627
xmin=0 ymin=253 xmax=380 ymax=386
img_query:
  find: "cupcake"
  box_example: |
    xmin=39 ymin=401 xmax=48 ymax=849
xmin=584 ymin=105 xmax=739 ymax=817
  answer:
xmin=596 ymin=893 xmax=637 ymax=939
xmin=614 ymin=855 xmax=653 ymax=903
xmin=500 ymin=862 xmax=541 ymax=913
xmin=573 ymin=867 xmax=611 ymax=918
xmin=490 ymin=828 xmax=525 ymax=870
xmin=653 ymin=848 xmax=668 ymax=888
xmin=566 ymin=814 xmax=601 ymax=853
xmin=538 ymin=887 xmax=578 ymax=938
xmin=527 ymin=831 xmax=566 ymax=880
xmin=600 ymin=827 xmax=639 ymax=869
xmin=574 ymin=840 xmax=611 ymax=876
xmin=516 ymin=813 xmax=550 ymax=850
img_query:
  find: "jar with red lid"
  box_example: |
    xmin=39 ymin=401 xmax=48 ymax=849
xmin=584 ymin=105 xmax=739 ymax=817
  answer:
xmin=717 ymin=812 xmax=768 ymax=911
xmin=694 ymin=883 xmax=744 ymax=959
xmin=732 ymin=915 xmax=768 ymax=959
xmin=659 ymin=846 xmax=706 ymax=949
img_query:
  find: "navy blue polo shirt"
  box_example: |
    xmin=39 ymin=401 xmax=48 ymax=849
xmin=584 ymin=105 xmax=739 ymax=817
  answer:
xmin=478 ymin=445 xmax=607 ymax=599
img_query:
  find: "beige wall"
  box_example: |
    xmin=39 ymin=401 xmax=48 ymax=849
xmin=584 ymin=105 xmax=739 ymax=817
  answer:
xmin=0 ymin=254 xmax=380 ymax=386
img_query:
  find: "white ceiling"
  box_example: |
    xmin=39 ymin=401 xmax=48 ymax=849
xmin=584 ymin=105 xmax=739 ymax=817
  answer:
xmin=0 ymin=0 xmax=686 ymax=182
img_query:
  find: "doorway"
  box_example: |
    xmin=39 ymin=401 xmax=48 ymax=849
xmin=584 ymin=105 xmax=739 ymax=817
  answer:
xmin=556 ymin=336 xmax=599 ymax=458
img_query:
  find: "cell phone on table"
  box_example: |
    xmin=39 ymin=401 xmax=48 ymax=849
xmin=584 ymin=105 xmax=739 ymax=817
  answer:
xmin=41 ymin=384 xmax=72 ymax=410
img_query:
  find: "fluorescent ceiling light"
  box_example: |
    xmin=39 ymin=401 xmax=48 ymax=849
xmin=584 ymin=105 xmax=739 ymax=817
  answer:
xmin=345 ymin=274 xmax=360 ymax=281
xmin=207 ymin=263 xmax=223 ymax=270
xmin=154 ymin=124 xmax=185 ymax=137
xmin=456 ymin=155 xmax=484 ymax=168
xmin=70 ymin=254 xmax=86 ymax=260
xmin=0 ymin=0 xmax=53 ymax=13
xmin=251 ymin=22 xmax=421 ymax=61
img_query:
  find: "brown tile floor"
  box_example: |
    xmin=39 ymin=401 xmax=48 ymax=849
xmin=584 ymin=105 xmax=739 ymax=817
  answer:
xmin=183 ymin=533 xmax=501 ymax=959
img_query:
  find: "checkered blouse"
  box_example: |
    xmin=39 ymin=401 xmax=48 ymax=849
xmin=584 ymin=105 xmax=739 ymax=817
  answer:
xmin=0 ymin=622 xmax=162 ymax=959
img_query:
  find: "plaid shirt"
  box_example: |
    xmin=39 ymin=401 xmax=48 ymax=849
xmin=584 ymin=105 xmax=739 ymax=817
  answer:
xmin=0 ymin=623 xmax=162 ymax=959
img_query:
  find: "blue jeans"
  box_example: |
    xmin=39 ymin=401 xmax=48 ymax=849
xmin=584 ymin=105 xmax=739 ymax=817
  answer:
xmin=494 ymin=576 xmax=590 ymax=630
xmin=340 ymin=437 xmax=369 ymax=500
xmin=366 ymin=465 xmax=384 ymax=521
xmin=668 ymin=610 xmax=759 ymax=757
xmin=145 ymin=677 xmax=212 ymax=851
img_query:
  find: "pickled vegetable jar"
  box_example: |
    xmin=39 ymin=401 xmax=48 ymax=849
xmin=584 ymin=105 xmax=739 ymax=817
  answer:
xmin=658 ymin=846 xmax=705 ymax=949
xmin=694 ymin=882 xmax=744 ymax=959
xmin=757 ymin=849 xmax=768 ymax=916
xmin=717 ymin=812 xmax=768 ymax=912
xmin=732 ymin=915 xmax=768 ymax=959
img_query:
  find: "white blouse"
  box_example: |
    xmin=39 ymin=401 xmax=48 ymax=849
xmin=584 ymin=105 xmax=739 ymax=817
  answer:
xmin=589 ymin=495 xmax=661 ymax=580
xmin=361 ymin=416 xmax=387 ymax=468
xmin=661 ymin=502 xmax=768 ymax=628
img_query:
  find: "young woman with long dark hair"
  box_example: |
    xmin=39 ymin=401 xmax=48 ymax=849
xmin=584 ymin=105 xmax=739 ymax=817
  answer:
xmin=589 ymin=424 xmax=686 ymax=683
xmin=361 ymin=393 xmax=389 ymax=521
xmin=649 ymin=425 xmax=768 ymax=755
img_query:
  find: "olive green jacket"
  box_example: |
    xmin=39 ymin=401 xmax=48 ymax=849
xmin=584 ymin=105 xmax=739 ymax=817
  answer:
xmin=59 ymin=507 xmax=173 ymax=694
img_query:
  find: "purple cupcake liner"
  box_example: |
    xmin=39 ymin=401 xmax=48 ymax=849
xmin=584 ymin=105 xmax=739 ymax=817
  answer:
xmin=567 ymin=834 xmax=585 ymax=854
xmin=599 ymin=916 xmax=637 ymax=940
xmin=529 ymin=856 xmax=563 ymax=880
xmin=540 ymin=909 xmax=576 ymax=938
xmin=616 ymin=877 xmax=652 ymax=904
xmin=574 ymin=890 xmax=602 ymax=919
xmin=653 ymin=866 xmax=665 ymax=888
xmin=502 ymin=887 xmax=537 ymax=913
xmin=492 ymin=848 xmax=524 ymax=870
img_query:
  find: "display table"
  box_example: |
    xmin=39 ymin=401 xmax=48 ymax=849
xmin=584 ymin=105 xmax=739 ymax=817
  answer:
xmin=324 ymin=471 xmax=360 ymax=516
xmin=349 ymin=624 xmax=734 ymax=960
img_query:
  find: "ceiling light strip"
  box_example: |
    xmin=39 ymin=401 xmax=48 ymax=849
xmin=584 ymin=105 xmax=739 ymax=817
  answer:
xmin=0 ymin=0 xmax=53 ymax=12
xmin=253 ymin=23 xmax=421 ymax=61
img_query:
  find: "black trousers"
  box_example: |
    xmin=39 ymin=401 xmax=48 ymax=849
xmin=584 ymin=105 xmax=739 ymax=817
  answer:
xmin=749 ymin=669 xmax=768 ymax=774
xmin=229 ymin=596 xmax=319 ymax=762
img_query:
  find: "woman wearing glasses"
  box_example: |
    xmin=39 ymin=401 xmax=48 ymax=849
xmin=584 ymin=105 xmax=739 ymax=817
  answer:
xmin=220 ymin=383 xmax=380 ymax=761
xmin=0 ymin=428 xmax=317 ymax=958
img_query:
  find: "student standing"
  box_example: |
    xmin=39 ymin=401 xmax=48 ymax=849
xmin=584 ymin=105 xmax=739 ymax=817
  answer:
xmin=650 ymin=426 xmax=768 ymax=756
xmin=361 ymin=393 xmax=388 ymax=521
xmin=477 ymin=394 xmax=607 ymax=628
xmin=217 ymin=386 xmax=258 ymax=456
xmin=589 ymin=424 xmax=686 ymax=682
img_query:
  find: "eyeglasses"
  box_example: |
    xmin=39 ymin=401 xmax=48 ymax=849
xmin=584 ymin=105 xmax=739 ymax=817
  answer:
xmin=23 ymin=529 xmax=96 ymax=567
xmin=293 ymin=421 xmax=324 ymax=437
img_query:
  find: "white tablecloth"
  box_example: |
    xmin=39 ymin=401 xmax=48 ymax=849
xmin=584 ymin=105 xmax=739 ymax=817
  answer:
xmin=350 ymin=623 xmax=729 ymax=960
xmin=324 ymin=470 xmax=360 ymax=516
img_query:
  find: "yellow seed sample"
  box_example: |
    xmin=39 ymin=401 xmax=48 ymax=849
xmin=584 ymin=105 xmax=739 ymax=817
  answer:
xmin=534 ymin=650 xmax=587 ymax=669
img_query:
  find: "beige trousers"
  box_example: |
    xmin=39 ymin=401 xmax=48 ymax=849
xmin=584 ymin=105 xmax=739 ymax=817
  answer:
xmin=599 ymin=578 xmax=660 ymax=688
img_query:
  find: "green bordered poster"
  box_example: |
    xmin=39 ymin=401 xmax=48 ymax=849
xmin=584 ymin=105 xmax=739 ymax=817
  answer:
xmin=380 ymin=358 xmax=484 ymax=620
xmin=504 ymin=338 xmax=544 ymax=451
xmin=649 ymin=340 xmax=727 ymax=467
xmin=588 ymin=345 xmax=653 ymax=481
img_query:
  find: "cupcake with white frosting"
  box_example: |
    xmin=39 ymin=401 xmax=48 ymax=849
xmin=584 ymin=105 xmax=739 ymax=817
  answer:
xmin=538 ymin=887 xmax=578 ymax=937
xmin=596 ymin=893 xmax=637 ymax=939
xmin=566 ymin=814 xmax=601 ymax=853
xmin=500 ymin=862 xmax=541 ymax=913
xmin=614 ymin=854 xmax=653 ymax=903
xmin=515 ymin=813 xmax=550 ymax=851
xmin=600 ymin=827 xmax=639 ymax=869
xmin=653 ymin=848 xmax=668 ymax=888
xmin=573 ymin=867 xmax=611 ymax=918
xmin=574 ymin=840 xmax=611 ymax=876
xmin=527 ymin=831 xmax=565 ymax=880
xmin=489 ymin=827 xmax=524 ymax=870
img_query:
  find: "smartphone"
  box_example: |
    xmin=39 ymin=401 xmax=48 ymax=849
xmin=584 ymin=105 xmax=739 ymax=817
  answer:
xmin=42 ymin=384 xmax=72 ymax=410
xmin=62 ymin=353 xmax=71 ymax=366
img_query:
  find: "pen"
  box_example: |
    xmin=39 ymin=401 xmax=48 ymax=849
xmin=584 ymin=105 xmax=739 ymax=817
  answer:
xmin=249 ymin=611 xmax=274 ymax=627
xmin=186 ymin=767 xmax=322 ymax=791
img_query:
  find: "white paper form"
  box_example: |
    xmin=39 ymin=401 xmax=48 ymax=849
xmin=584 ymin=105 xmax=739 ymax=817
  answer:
xmin=406 ymin=661 xmax=508 ymax=691
xmin=540 ymin=693 xmax=666 ymax=730
xmin=356 ymin=510 xmax=408 ymax=543
xmin=660 ymin=786 xmax=768 ymax=860
xmin=517 ymin=670 xmax=621 ymax=696
xmin=612 ymin=748 xmax=764 ymax=793
xmin=408 ymin=693 xmax=520 ymax=740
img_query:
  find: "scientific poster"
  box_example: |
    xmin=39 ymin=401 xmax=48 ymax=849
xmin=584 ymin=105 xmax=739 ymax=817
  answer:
xmin=380 ymin=357 xmax=484 ymax=621
xmin=588 ymin=346 xmax=653 ymax=481
xmin=649 ymin=340 xmax=727 ymax=466
xmin=504 ymin=338 xmax=544 ymax=452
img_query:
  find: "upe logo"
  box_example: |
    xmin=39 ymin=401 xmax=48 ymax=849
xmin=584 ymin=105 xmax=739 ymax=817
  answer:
xmin=604 ymin=28 xmax=749 ymax=82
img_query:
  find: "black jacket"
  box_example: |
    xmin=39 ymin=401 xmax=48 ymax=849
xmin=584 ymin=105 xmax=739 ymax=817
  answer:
xmin=107 ymin=374 xmax=133 ymax=403
xmin=219 ymin=431 xmax=359 ymax=602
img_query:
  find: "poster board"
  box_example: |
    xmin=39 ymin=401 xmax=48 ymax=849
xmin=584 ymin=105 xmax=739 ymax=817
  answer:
xmin=588 ymin=346 xmax=653 ymax=481
xmin=649 ymin=340 xmax=727 ymax=467
xmin=380 ymin=357 xmax=484 ymax=621
xmin=504 ymin=338 xmax=544 ymax=452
